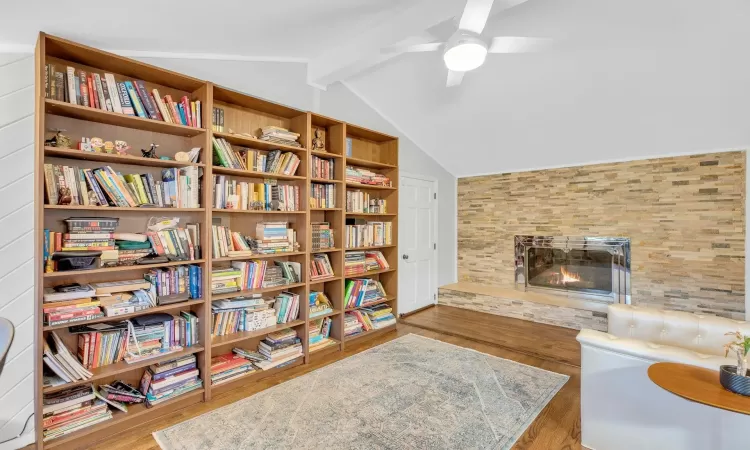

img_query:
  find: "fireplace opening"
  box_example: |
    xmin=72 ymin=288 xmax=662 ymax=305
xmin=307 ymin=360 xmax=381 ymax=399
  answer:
xmin=526 ymin=248 xmax=613 ymax=295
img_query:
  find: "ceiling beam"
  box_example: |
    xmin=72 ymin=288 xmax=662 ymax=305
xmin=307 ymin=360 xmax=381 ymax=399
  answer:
xmin=306 ymin=0 xmax=466 ymax=88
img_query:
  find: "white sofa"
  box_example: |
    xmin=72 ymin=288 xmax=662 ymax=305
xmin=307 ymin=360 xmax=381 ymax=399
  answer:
xmin=577 ymin=304 xmax=750 ymax=450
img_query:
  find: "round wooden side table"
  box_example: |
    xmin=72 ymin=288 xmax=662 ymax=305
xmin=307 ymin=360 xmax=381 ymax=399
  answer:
xmin=648 ymin=362 xmax=750 ymax=415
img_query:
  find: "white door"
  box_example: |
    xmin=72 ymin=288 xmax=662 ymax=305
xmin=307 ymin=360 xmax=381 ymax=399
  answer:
xmin=399 ymin=175 xmax=437 ymax=315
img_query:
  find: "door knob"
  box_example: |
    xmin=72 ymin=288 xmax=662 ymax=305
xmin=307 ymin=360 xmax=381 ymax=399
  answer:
xmin=402 ymin=254 xmax=409 ymax=260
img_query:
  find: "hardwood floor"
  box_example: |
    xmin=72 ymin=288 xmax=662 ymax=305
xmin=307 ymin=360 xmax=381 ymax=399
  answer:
xmin=402 ymin=305 xmax=582 ymax=367
xmin=83 ymin=311 xmax=582 ymax=450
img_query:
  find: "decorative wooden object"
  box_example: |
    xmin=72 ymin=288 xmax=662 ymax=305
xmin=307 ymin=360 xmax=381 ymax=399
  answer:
xmin=34 ymin=33 xmax=398 ymax=449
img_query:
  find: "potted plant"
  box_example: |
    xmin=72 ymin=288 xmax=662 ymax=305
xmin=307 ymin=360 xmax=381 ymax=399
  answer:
xmin=724 ymin=331 xmax=750 ymax=376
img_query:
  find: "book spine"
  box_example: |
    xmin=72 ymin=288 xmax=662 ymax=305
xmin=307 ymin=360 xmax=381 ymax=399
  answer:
xmin=93 ymin=74 xmax=108 ymax=111
xmin=117 ymin=82 xmax=135 ymax=115
xmin=46 ymin=313 xmax=105 ymax=327
xmin=104 ymin=74 xmax=123 ymax=113
xmin=124 ymin=81 xmax=147 ymax=118
xmin=77 ymin=71 xmax=89 ymax=107
xmin=180 ymin=96 xmax=193 ymax=127
xmin=134 ymin=80 xmax=159 ymax=120
xmin=65 ymin=67 xmax=77 ymax=104
xmin=86 ymin=74 xmax=97 ymax=108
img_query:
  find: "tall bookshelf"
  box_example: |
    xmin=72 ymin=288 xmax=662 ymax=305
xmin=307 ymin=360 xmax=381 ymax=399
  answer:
xmin=33 ymin=33 xmax=398 ymax=449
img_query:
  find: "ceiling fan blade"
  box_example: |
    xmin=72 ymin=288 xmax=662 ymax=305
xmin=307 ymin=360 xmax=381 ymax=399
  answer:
xmin=381 ymin=42 xmax=444 ymax=54
xmin=458 ymin=0 xmax=495 ymax=34
xmin=446 ymin=70 xmax=465 ymax=87
xmin=488 ymin=36 xmax=553 ymax=53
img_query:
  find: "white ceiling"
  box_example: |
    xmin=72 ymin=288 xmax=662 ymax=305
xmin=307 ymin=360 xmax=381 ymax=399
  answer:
xmin=3 ymin=0 xmax=749 ymax=177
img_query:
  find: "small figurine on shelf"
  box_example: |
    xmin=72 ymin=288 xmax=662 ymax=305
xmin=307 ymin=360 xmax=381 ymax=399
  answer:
xmin=90 ymin=137 xmax=105 ymax=153
xmin=174 ymin=151 xmax=190 ymax=162
xmin=44 ymin=129 xmax=72 ymax=149
xmin=57 ymin=187 xmax=72 ymax=205
xmin=114 ymin=140 xmax=130 ymax=156
xmin=312 ymin=128 xmax=326 ymax=152
xmin=78 ymin=137 xmax=92 ymax=152
xmin=142 ymin=143 xmax=159 ymax=158
xmin=103 ymin=141 xmax=115 ymax=154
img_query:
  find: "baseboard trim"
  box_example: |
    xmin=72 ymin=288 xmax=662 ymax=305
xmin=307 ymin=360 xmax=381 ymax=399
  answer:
xmin=399 ymin=304 xmax=436 ymax=318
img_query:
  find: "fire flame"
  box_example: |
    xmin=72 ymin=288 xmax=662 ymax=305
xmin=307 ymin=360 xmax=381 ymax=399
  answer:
xmin=559 ymin=266 xmax=581 ymax=284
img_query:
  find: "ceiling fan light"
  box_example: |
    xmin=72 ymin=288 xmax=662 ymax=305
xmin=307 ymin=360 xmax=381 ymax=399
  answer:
xmin=443 ymin=42 xmax=487 ymax=72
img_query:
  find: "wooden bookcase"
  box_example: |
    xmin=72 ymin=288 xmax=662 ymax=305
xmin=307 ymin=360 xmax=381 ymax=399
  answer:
xmin=33 ymin=33 xmax=398 ymax=449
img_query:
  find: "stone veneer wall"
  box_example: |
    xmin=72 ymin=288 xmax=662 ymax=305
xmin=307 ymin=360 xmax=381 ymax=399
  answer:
xmin=455 ymin=151 xmax=746 ymax=320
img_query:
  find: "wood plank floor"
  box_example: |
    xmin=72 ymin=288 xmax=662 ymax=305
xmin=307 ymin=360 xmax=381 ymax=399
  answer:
xmin=82 ymin=310 xmax=582 ymax=450
xmin=402 ymin=305 xmax=582 ymax=367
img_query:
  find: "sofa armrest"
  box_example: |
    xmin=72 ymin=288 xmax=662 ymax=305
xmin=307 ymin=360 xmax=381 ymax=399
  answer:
xmin=576 ymin=329 xmax=733 ymax=370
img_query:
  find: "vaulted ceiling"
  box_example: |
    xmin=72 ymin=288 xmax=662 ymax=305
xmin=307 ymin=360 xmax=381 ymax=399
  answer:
xmin=2 ymin=0 xmax=749 ymax=177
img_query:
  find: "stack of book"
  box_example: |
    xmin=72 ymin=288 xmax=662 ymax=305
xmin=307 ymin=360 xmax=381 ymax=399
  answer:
xmin=250 ymin=222 xmax=299 ymax=255
xmin=98 ymin=381 xmax=145 ymax=406
xmin=346 ymin=191 xmax=387 ymax=213
xmin=345 ymin=219 xmax=392 ymax=248
xmin=344 ymin=251 xmax=366 ymax=275
xmin=211 ymin=225 xmax=254 ymax=258
xmin=259 ymin=126 xmax=301 ymax=147
xmin=42 ymin=332 xmax=93 ymax=384
xmin=365 ymin=251 xmax=390 ymax=271
xmin=345 ymin=165 xmax=392 ymax=187
xmin=211 ymin=296 xmax=276 ymax=337
xmin=255 ymin=329 xmax=303 ymax=370
xmin=211 ymin=267 xmax=243 ymax=294
xmin=361 ymin=304 xmax=397 ymax=329
xmin=309 ymin=317 xmax=335 ymax=352
xmin=311 ymin=155 xmax=335 ymax=180
xmin=210 ymin=353 xmax=257 ymax=385
xmin=90 ymin=279 xmax=155 ymax=317
xmin=309 ymin=291 xmax=333 ymax=318
xmin=262 ymin=264 xmax=292 ymax=288
xmin=311 ymin=222 xmax=334 ymax=251
xmin=44 ymin=217 xmax=119 ymax=273
xmin=310 ymin=183 xmax=336 ymax=208
xmin=42 ymin=384 xmax=112 ymax=442
xmin=139 ymin=354 xmax=203 ymax=407
xmin=120 ymin=312 xmax=199 ymax=364
xmin=44 ymin=65 xmax=202 ymax=127
xmin=145 ymin=265 xmax=202 ymax=300
xmin=344 ymin=312 xmax=365 ymax=337
xmin=42 ymin=284 xmax=102 ymax=326
xmin=43 ymin=164 xmax=200 ymax=208
xmin=345 ymin=279 xmax=387 ymax=309
xmin=273 ymin=291 xmax=300 ymax=324
xmin=310 ymin=253 xmax=335 ymax=281
xmin=213 ymin=175 xmax=300 ymax=211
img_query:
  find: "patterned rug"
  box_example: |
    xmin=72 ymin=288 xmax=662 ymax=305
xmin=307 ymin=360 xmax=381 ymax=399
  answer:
xmin=154 ymin=334 xmax=568 ymax=450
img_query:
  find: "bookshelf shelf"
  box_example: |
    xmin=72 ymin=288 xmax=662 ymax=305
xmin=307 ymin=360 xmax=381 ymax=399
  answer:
xmin=213 ymin=131 xmax=307 ymax=154
xmin=212 ymin=208 xmax=306 ymax=215
xmin=345 ymin=182 xmax=396 ymax=191
xmin=35 ymin=33 xmax=397 ymax=449
xmin=42 ymin=299 xmax=205 ymax=331
xmin=346 ymin=268 xmax=395 ymax=278
xmin=210 ymin=282 xmax=307 ymax=301
xmin=45 ymin=99 xmax=206 ymax=137
xmin=212 ymin=251 xmax=306 ymax=262
xmin=44 ymin=147 xmax=205 ymax=168
xmin=212 ymin=166 xmax=305 ymax=181
xmin=344 ymin=324 xmax=397 ymax=342
xmin=345 ymin=245 xmax=397 ymax=251
xmin=43 ymin=205 xmax=205 ymax=212
xmin=210 ymin=319 xmax=306 ymax=347
xmin=42 ymin=346 xmax=205 ymax=394
xmin=345 ymin=295 xmax=396 ymax=312
xmin=345 ymin=156 xmax=397 ymax=170
xmin=43 ymin=260 xmax=206 ymax=278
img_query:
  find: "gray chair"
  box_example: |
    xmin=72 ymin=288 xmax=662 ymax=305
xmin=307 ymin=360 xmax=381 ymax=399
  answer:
xmin=0 ymin=318 xmax=14 ymax=375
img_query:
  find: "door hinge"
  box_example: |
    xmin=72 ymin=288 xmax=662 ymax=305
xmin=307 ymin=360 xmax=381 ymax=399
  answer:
xmin=433 ymin=193 xmax=437 ymax=199
xmin=433 ymin=243 xmax=436 ymax=250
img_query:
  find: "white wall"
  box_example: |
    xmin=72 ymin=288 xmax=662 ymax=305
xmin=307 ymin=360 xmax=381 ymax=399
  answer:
xmin=0 ymin=53 xmax=36 ymax=449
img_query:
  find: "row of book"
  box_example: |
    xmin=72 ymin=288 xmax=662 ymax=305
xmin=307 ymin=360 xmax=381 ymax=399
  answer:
xmin=212 ymin=175 xmax=300 ymax=211
xmin=211 ymin=260 xmax=301 ymax=294
xmin=43 ymin=163 xmax=201 ymax=208
xmin=344 ymin=250 xmax=389 ymax=276
xmin=310 ymin=253 xmax=335 ymax=281
xmin=344 ymin=305 xmax=396 ymax=336
xmin=311 ymin=222 xmax=335 ymax=251
xmin=310 ymin=183 xmax=336 ymax=209
xmin=346 ymin=191 xmax=387 ymax=214
xmin=44 ymin=64 xmax=203 ymax=128
xmin=345 ymin=279 xmax=388 ymax=309
xmin=212 ymin=137 xmax=301 ymax=175
xmin=309 ymin=317 xmax=336 ymax=353
xmin=144 ymin=265 xmax=203 ymax=299
xmin=346 ymin=165 xmax=392 ymax=187
xmin=211 ymin=222 xmax=298 ymax=258
xmin=211 ymin=292 xmax=300 ymax=337
xmin=140 ymin=354 xmax=203 ymax=406
xmin=311 ymin=155 xmax=335 ymax=180
xmin=345 ymin=221 xmax=393 ymax=248
xmin=145 ymin=227 xmax=201 ymax=261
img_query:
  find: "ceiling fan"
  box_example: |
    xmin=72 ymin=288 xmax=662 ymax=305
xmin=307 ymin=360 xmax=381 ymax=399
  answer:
xmin=384 ymin=0 xmax=552 ymax=87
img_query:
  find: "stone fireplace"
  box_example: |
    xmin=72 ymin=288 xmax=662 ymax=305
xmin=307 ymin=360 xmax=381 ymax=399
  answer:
xmin=515 ymin=236 xmax=631 ymax=304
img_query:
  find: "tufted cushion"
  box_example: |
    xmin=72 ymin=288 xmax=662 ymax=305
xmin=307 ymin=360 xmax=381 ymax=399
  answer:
xmin=607 ymin=304 xmax=750 ymax=356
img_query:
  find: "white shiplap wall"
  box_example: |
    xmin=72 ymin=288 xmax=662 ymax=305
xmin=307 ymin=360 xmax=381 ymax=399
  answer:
xmin=0 ymin=53 xmax=35 ymax=450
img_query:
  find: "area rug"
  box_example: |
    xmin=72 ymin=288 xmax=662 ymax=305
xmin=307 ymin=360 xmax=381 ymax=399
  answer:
xmin=153 ymin=334 xmax=569 ymax=450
